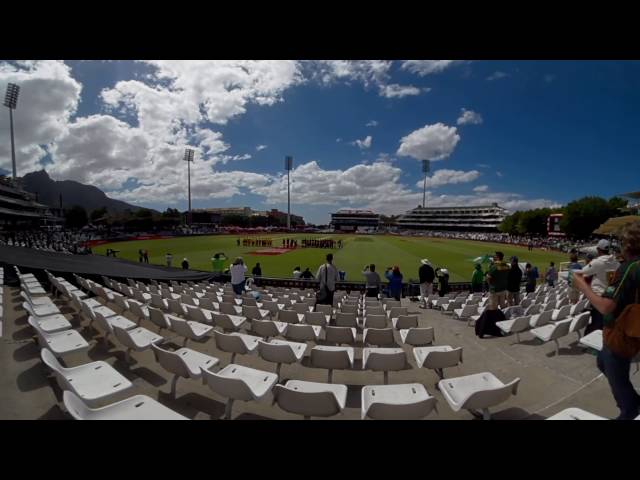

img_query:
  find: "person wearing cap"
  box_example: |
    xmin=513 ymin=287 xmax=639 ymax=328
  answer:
xmin=486 ymin=251 xmax=510 ymax=310
xmin=418 ymin=259 xmax=435 ymax=307
xmin=507 ymin=256 xmax=523 ymax=306
xmin=181 ymin=258 xmax=189 ymax=270
xmin=580 ymin=239 xmax=620 ymax=334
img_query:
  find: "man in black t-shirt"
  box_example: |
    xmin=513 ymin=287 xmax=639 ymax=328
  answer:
xmin=418 ymin=259 xmax=435 ymax=307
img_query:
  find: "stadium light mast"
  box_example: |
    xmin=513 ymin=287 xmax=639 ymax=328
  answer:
xmin=422 ymin=159 xmax=430 ymax=208
xmin=4 ymin=83 xmax=20 ymax=180
xmin=184 ymin=148 xmax=195 ymax=225
xmin=285 ymin=155 xmax=293 ymax=230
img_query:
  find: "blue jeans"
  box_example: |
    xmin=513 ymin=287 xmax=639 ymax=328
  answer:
xmin=232 ymin=280 xmax=245 ymax=295
xmin=597 ymin=346 xmax=640 ymax=420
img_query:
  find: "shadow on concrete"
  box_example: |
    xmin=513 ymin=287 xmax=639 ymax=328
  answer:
xmin=130 ymin=366 xmax=167 ymax=387
xmin=15 ymin=362 xmax=50 ymax=392
xmin=234 ymin=412 xmax=274 ymax=420
xmin=12 ymin=326 xmax=35 ymax=341
xmin=490 ymin=407 xmax=541 ymax=420
xmin=159 ymin=391 xmax=226 ymax=419
xmin=37 ymin=404 xmax=67 ymax=420
xmin=12 ymin=341 xmax=40 ymax=362
xmin=345 ymin=384 xmax=363 ymax=409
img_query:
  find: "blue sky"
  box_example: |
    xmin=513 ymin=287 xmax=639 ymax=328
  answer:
xmin=0 ymin=60 xmax=639 ymax=224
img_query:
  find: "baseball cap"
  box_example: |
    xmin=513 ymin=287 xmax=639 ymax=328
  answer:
xmin=597 ymin=239 xmax=610 ymax=250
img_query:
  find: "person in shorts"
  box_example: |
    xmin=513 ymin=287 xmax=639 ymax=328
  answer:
xmin=486 ymin=251 xmax=510 ymax=310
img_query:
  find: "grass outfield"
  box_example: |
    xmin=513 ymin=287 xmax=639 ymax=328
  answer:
xmin=94 ymin=234 xmax=568 ymax=283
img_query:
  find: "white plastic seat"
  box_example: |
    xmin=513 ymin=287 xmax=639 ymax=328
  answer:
xmin=453 ymin=304 xmax=478 ymax=320
xmin=212 ymin=312 xmax=246 ymax=332
xmin=214 ymin=331 xmax=260 ymax=363
xmin=251 ymin=319 xmax=288 ymax=339
xmin=22 ymin=298 xmax=61 ymax=318
xmin=579 ymin=329 xmax=602 ymax=351
xmin=151 ymin=344 xmax=219 ymax=397
xmin=310 ymin=346 xmax=355 ymax=382
xmin=387 ymin=306 xmax=408 ymax=320
xmin=201 ymin=364 xmax=278 ymax=419
xmin=438 ymin=372 xmax=520 ymax=420
xmin=279 ymin=309 xmax=304 ymax=324
xmin=546 ymin=407 xmax=607 ymax=420
xmin=184 ymin=305 xmax=214 ymax=324
xmin=63 ymin=391 xmax=188 ymax=420
xmin=25 ymin=312 xmax=71 ymax=333
xmin=569 ymin=312 xmax=591 ymax=340
xmin=361 ymin=383 xmax=437 ymax=420
xmin=257 ymin=339 xmax=307 ymax=376
xmin=41 ymin=349 xmax=133 ymax=408
xmin=168 ymin=316 xmax=213 ymax=346
xmin=325 ymin=326 xmax=357 ymax=345
xmin=392 ymin=315 xmax=418 ymax=330
xmin=274 ymin=380 xmax=347 ymax=419
xmin=242 ymin=305 xmax=270 ymax=321
xmin=362 ymin=348 xmax=407 ymax=384
xmin=150 ymin=294 xmax=169 ymax=310
xmin=94 ymin=311 xmax=137 ymax=345
xmin=335 ymin=312 xmax=357 ymax=328
xmin=413 ymin=346 xmax=463 ymax=380
xmin=112 ymin=324 xmax=163 ymax=363
xmin=361 ymin=314 xmax=387 ymax=329
xmin=530 ymin=319 xmax=573 ymax=356
xmin=315 ymin=304 xmax=333 ymax=317
xmin=292 ymin=302 xmax=312 ymax=314
xmin=167 ymin=298 xmax=189 ymax=317
xmin=128 ymin=301 xmax=149 ymax=323
xmin=219 ymin=302 xmax=242 ymax=316
xmin=305 ymin=311 xmax=330 ymax=326
xmin=496 ymin=315 xmax=531 ymax=343
xmin=285 ymin=323 xmax=322 ymax=342
xmin=28 ymin=317 xmax=89 ymax=357
xmin=399 ymin=327 xmax=435 ymax=346
xmin=148 ymin=306 xmax=173 ymax=332
xmin=529 ymin=309 xmax=553 ymax=328
xmin=363 ymin=328 xmax=395 ymax=346
xmin=551 ymin=305 xmax=572 ymax=322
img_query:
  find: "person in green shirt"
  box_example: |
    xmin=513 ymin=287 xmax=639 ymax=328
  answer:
xmin=486 ymin=251 xmax=510 ymax=310
xmin=471 ymin=263 xmax=484 ymax=293
xmin=211 ymin=252 xmax=227 ymax=276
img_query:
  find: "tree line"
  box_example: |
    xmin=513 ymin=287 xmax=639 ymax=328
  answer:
xmin=498 ymin=196 xmax=629 ymax=239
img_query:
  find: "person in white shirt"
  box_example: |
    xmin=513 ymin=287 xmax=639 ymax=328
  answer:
xmin=230 ymin=257 xmax=248 ymax=295
xmin=316 ymin=253 xmax=340 ymax=305
xmin=580 ymin=239 xmax=620 ymax=334
xmin=292 ymin=266 xmax=302 ymax=279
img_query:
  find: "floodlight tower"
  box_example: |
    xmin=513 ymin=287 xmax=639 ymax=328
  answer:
xmin=422 ymin=159 xmax=430 ymax=208
xmin=184 ymin=148 xmax=195 ymax=225
xmin=4 ymin=83 xmax=20 ymax=179
xmin=285 ymin=155 xmax=293 ymax=230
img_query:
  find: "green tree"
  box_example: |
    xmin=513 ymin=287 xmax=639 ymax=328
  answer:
xmin=499 ymin=211 xmax=521 ymax=235
xmin=90 ymin=206 xmax=108 ymax=222
xmin=65 ymin=205 xmax=88 ymax=229
xmin=560 ymin=196 xmax=620 ymax=239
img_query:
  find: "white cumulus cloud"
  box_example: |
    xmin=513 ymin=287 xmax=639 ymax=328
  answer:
xmin=366 ymin=120 xmax=378 ymax=127
xmin=397 ymin=123 xmax=460 ymax=161
xmin=401 ymin=60 xmax=462 ymax=76
xmin=379 ymin=84 xmax=424 ymax=98
xmin=256 ymin=145 xmax=268 ymax=151
xmin=351 ymin=135 xmax=372 ymax=150
xmin=457 ymin=108 xmax=483 ymax=125
xmin=415 ymin=169 xmax=481 ymax=189
xmin=473 ymin=185 xmax=489 ymax=192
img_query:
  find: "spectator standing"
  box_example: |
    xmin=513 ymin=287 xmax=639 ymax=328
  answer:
xmin=293 ymin=266 xmax=302 ymax=279
xmin=300 ymin=267 xmax=314 ymax=279
xmin=166 ymin=253 xmax=173 ymax=268
xmin=385 ymin=266 xmax=403 ymax=301
xmin=181 ymin=258 xmax=189 ymax=270
xmin=471 ymin=263 xmax=485 ymax=293
xmin=580 ymin=239 xmax=620 ymax=334
xmin=212 ymin=253 xmax=227 ymax=274
xmin=230 ymin=257 xmax=248 ymax=295
xmin=252 ymin=263 xmax=262 ymax=277
xmin=524 ymin=263 xmax=537 ymax=293
xmin=567 ymin=250 xmax=583 ymax=304
xmin=507 ymin=256 xmax=523 ymax=306
xmin=486 ymin=251 xmax=510 ymax=310
xmin=316 ymin=253 xmax=340 ymax=305
xmin=572 ymin=222 xmax=640 ymax=420
xmin=362 ymin=264 xmax=381 ymax=298
xmin=138 ymin=249 xmax=143 ymax=262
xmin=545 ymin=262 xmax=558 ymax=287
xmin=418 ymin=259 xmax=435 ymax=307
xmin=143 ymin=249 xmax=149 ymax=263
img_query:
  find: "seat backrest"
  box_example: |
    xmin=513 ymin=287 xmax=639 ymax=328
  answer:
xmin=186 ymin=305 xmax=207 ymax=323
xmin=112 ymin=324 xmax=136 ymax=348
xmin=326 ymin=326 xmax=356 ymax=344
xmin=151 ymin=344 xmax=190 ymax=378
xmin=40 ymin=347 xmax=66 ymax=375
xmin=570 ymin=312 xmax=591 ymax=333
xmin=242 ymin=305 xmax=262 ymax=320
xmin=420 ymin=347 xmax=463 ymax=369
xmin=365 ymin=306 xmax=385 ymax=316
xmin=201 ymin=367 xmax=255 ymax=401
xmin=151 ymin=294 xmax=166 ymax=309
xmin=512 ymin=315 xmax=532 ymax=331
xmin=340 ymin=304 xmax=358 ymax=314
xmin=274 ymin=383 xmax=342 ymax=417
xmin=404 ymin=327 xmax=435 ymax=345
xmin=243 ymin=297 xmax=258 ymax=307
xmin=305 ymin=311 xmax=326 ymax=326
xmin=219 ymin=302 xmax=238 ymax=316
xmin=292 ymin=302 xmax=310 ymax=314
xmin=285 ymin=324 xmax=316 ymax=341
xmin=279 ymin=309 xmax=300 ymax=324
xmin=550 ymin=319 xmax=573 ymax=339
xmin=363 ymin=328 xmax=394 ymax=346
xmin=213 ymin=313 xmax=237 ymax=330
xmin=462 ymin=378 xmax=520 ymax=411
xmin=251 ymin=319 xmax=279 ymax=338
xmin=315 ymin=304 xmax=332 ymax=315
xmin=395 ymin=315 xmax=418 ymax=329
xmin=555 ymin=305 xmax=571 ymax=320
xmin=167 ymin=298 xmax=184 ymax=316
xmin=114 ymin=295 xmax=129 ymax=311
xmin=94 ymin=311 xmax=115 ymax=335
xmin=214 ymin=331 xmax=247 ymax=353
xmin=199 ymin=298 xmax=217 ymax=311
xmin=335 ymin=312 xmax=357 ymax=327
xmin=181 ymin=295 xmax=196 ymax=306
xmin=63 ymin=391 xmax=93 ymax=420
xmin=388 ymin=307 xmax=408 ymax=318
xmin=149 ymin=307 xmax=171 ymax=330
xmin=537 ymin=309 xmax=553 ymax=324
xmin=258 ymin=340 xmax=300 ymax=363
xmin=80 ymin=301 xmax=96 ymax=321
xmin=364 ymin=349 xmax=406 ymax=371
xmin=129 ymin=301 xmax=146 ymax=319
xmin=364 ymin=314 xmax=387 ymax=329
